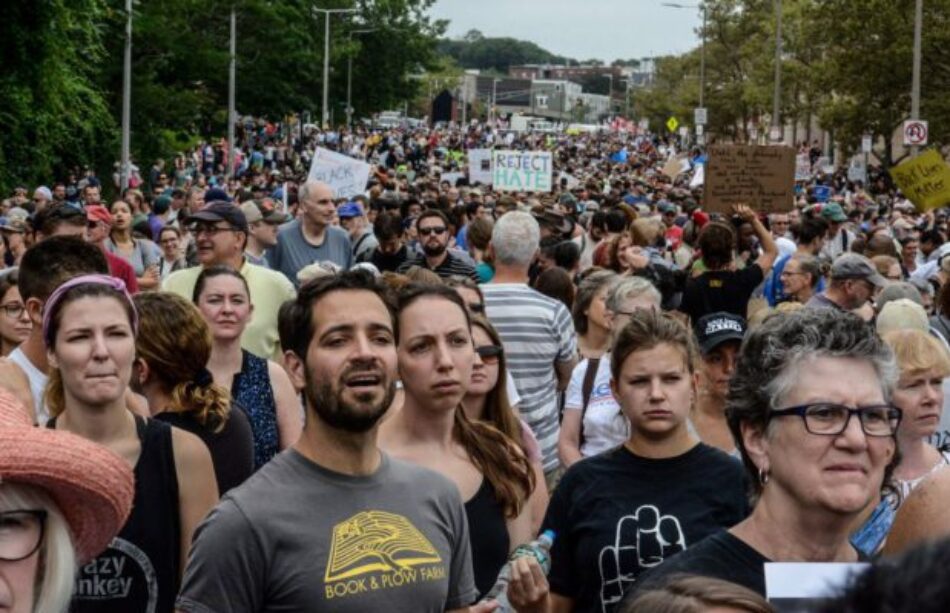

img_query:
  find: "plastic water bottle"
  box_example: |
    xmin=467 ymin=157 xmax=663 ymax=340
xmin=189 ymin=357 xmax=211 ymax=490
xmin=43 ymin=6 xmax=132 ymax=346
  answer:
xmin=481 ymin=530 xmax=556 ymax=611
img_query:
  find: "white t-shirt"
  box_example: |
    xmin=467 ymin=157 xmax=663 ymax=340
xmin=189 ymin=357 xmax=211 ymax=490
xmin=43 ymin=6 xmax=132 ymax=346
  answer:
xmin=8 ymin=347 xmax=49 ymax=425
xmin=564 ymin=356 xmax=628 ymax=457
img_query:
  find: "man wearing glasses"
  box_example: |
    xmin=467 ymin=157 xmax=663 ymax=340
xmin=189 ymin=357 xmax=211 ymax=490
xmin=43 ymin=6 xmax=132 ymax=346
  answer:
xmin=396 ymin=210 xmax=477 ymax=281
xmin=163 ymin=201 xmax=294 ymax=361
xmin=269 ymin=180 xmax=352 ymax=286
xmin=805 ymin=253 xmax=886 ymax=313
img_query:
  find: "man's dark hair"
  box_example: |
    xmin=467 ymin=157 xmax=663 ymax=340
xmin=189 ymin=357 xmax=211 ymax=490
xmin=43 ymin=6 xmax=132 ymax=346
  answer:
xmin=920 ymin=229 xmax=945 ymax=246
xmin=32 ymin=204 xmax=85 ymax=237
xmin=590 ymin=210 xmax=608 ymax=232
xmin=554 ymin=240 xmax=581 ymax=271
xmin=464 ymin=201 xmax=482 ymax=220
xmin=19 ymin=236 xmax=110 ymax=302
xmin=373 ymin=212 xmax=404 ymax=242
xmin=280 ymin=269 xmax=396 ymax=360
xmin=417 ymin=208 xmax=450 ymax=228
xmin=697 ymin=222 xmax=736 ymax=270
xmin=792 ymin=217 xmax=829 ymax=245
xmin=605 ymin=208 xmax=629 ymax=233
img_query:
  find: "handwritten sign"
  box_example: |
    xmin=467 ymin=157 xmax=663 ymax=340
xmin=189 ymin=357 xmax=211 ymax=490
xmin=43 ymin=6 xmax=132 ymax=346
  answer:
xmin=307 ymin=147 xmax=371 ymax=199
xmin=704 ymin=145 xmax=796 ymax=213
xmin=891 ymin=149 xmax=950 ymax=211
xmin=491 ymin=150 xmax=553 ymax=192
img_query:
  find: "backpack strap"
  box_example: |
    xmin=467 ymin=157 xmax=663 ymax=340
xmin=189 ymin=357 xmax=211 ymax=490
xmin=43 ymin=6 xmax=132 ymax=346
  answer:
xmin=579 ymin=357 xmax=601 ymax=448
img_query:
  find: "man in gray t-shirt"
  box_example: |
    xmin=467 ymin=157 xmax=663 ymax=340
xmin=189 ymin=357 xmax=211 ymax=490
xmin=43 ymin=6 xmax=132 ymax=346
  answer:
xmin=268 ymin=180 xmax=353 ymax=286
xmin=176 ymin=271 xmax=479 ymax=612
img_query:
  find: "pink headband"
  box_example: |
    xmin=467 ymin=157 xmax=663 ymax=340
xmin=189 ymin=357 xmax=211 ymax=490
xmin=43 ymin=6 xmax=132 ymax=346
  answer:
xmin=42 ymin=274 xmax=138 ymax=348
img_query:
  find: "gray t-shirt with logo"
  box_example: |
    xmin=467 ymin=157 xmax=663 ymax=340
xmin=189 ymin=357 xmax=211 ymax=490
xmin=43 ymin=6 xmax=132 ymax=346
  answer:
xmin=176 ymin=449 xmax=476 ymax=613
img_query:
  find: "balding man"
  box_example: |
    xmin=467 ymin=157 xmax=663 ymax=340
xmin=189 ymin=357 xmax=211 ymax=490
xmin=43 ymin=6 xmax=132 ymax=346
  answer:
xmin=269 ymin=181 xmax=353 ymax=286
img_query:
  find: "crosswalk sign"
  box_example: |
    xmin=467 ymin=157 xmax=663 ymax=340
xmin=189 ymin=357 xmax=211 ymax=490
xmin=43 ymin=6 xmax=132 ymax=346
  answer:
xmin=666 ymin=117 xmax=679 ymax=132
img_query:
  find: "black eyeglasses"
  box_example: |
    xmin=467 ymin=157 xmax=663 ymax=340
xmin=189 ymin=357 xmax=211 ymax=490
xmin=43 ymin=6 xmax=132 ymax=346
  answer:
xmin=469 ymin=303 xmax=485 ymax=314
xmin=0 ymin=510 xmax=47 ymax=562
xmin=418 ymin=226 xmax=447 ymax=237
xmin=769 ymin=402 xmax=902 ymax=437
xmin=189 ymin=224 xmax=236 ymax=236
xmin=476 ymin=345 xmax=503 ymax=364
xmin=1 ymin=302 xmax=25 ymax=318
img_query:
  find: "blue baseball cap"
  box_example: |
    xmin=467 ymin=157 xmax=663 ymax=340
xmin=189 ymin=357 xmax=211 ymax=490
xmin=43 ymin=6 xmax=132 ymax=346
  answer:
xmin=337 ymin=202 xmax=365 ymax=219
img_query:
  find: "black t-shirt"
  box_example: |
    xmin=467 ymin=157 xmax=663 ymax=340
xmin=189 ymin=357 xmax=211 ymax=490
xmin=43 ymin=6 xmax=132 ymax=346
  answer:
xmin=680 ymin=264 xmax=765 ymax=322
xmin=541 ymin=444 xmax=749 ymax=613
xmin=629 ymin=530 xmax=770 ymax=599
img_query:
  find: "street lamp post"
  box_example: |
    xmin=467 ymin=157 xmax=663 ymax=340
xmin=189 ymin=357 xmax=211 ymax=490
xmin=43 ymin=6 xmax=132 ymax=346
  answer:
xmin=120 ymin=0 xmax=132 ymax=191
xmin=911 ymin=0 xmax=923 ymax=157
xmin=491 ymin=78 xmax=500 ymax=124
xmin=313 ymin=7 xmax=358 ymax=129
xmin=346 ymin=28 xmax=376 ymax=130
xmin=227 ymin=6 xmax=236 ymax=178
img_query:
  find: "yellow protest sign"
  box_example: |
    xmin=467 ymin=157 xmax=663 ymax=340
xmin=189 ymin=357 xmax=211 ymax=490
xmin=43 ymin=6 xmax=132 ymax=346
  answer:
xmin=891 ymin=150 xmax=950 ymax=211
xmin=666 ymin=117 xmax=679 ymax=132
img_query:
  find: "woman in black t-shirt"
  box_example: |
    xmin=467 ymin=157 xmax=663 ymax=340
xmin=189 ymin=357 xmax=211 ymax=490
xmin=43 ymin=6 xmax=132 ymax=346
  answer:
xmin=542 ymin=310 xmax=748 ymax=613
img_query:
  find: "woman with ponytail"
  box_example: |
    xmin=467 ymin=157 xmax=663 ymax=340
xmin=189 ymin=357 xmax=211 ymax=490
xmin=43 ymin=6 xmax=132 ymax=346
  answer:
xmin=43 ymin=274 xmax=217 ymax=613
xmin=132 ymin=291 xmax=254 ymax=494
xmin=379 ymin=283 xmax=547 ymax=610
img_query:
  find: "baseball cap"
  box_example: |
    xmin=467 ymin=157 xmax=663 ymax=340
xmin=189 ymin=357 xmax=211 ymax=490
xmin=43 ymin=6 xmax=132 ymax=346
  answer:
xmin=85 ymin=205 xmax=113 ymax=226
xmin=337 ymin=202 xmax=366 ymax=219
xmin=204 ymin=187 xmax=232 ymax=203
xmin=188 ymin=201 xmax=248 ymax=233
xmin=830 ymin=253 xmax=887 ymax=287
xmin=533 ymin=210 xmax=575 ymax=236
xmin=820 ymin=202 xmax=848 ymax=222
xmin=0 ymin=217 xmax=28 ymax=233
xmin=694 ymin=312 xmax=747 ymax=355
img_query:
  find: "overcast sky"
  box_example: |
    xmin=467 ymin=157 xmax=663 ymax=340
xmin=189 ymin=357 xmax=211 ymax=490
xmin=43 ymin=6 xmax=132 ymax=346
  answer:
xmin=428 ymin=0 xmax=703 ymax=62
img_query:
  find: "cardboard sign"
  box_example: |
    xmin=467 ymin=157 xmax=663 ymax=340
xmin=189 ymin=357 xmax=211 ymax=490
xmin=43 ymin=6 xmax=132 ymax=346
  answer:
xmin=468 ymin=149 xmax=493 ymax=185
xmin=307 ymin=147 xmax=371 ymax=199
xmin=662 ymin=158 xmax=685 ymax=178
xmin=704 ymin=145 xmax=796 ymax=213
xmin=795 ymin=153 xmax=811 ymax=181
xmin=891 ymin=149 xmax=950 ymax=211
xmin=492 ymin=150 xmax=553 ymax=192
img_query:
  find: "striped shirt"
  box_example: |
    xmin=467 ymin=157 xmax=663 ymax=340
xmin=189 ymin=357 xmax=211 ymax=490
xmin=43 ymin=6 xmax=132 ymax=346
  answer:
xmin=397 ymin=251 xmax=478 ymax=281
xmin=482 ymin=283 xmax=577 ymax=474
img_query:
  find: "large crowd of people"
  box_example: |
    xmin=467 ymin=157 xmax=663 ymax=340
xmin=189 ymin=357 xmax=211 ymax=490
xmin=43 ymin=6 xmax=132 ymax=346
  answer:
xmin=2 ymin=120 xmax=950 ymax=612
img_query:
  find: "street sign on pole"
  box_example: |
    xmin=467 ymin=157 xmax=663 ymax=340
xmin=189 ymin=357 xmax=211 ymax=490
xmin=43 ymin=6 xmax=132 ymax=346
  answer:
xmin=903 ymin=120 xmax=929 ymax=146
xmin=666 ymin=116 xmax=679 ymax=132
xmin=696 ymin=125 xmax=705 ymax=136
xmin=694 ymin=107 xmax=708 ymax=126
xmin=862 ymin=135 xmax=873 ymax=154
xmin=678 ymin=126 xmax=689 ymax=138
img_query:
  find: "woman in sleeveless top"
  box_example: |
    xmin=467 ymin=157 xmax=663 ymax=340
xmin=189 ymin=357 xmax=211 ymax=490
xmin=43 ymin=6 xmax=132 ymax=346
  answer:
xmin=104 ymin=199 xmax=161 ymax=290
xmin=461 ymin=316 xmax=549 ymax=535
xmin=132 ymin=292 xmax=255 ymax=494
xmin=42 ymin=274 xmax=217 ymax=613
xmin=193 ymin=266 xmax=301 ymax=469
xmin=378 ymin=284 xmax=542 ymax=604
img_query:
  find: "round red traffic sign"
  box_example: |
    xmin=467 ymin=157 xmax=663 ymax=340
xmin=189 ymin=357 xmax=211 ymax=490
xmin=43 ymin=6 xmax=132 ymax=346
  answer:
xmin=904 ymin=120 xmax=929 ymax=146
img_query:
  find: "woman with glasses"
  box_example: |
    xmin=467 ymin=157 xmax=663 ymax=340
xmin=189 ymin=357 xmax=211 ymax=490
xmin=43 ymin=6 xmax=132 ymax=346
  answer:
xmin=544 ymin=309 xmax=747 ymax=613
xmin=631 ymin=309 xmax=900 ymax=597
xmin=0 ymin=388 xmax=134 ymax=613
xmin=572 ymin=270 xmax=618 ymax=360
xmin=157 ymin=227 xmax=187 ymax=280
xmin=461 ymin=315 xmax=549 ymax=534
xmin=379 ymin=284 xmax=543 ymax=605
xmin=105 ymin=200 xmax=162 ymax=290
xmin=0 ymin=269 xmax=30 ymax=356
xmin=558 ymin=277 xmax=661 ymax=468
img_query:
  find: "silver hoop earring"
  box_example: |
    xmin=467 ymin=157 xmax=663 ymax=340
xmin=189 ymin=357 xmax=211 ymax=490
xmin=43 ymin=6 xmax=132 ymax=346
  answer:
xmin=758 ymin=467 xmax=770 ymax=486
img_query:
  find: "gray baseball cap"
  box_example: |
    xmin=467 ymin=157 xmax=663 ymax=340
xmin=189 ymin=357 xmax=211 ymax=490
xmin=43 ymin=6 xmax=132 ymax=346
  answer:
xmin=830 ymin=253 xmax=887 ymax=287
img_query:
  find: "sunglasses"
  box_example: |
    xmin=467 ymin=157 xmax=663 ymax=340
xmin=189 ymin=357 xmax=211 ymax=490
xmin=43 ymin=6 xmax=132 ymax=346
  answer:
xmin=418 ymin=226 xmax=447 ymax=237
xmin=476 ymin=345 xmax=503 ymax=364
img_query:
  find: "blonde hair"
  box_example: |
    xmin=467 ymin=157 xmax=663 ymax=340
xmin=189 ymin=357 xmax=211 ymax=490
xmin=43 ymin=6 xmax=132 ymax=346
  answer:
xmin=883 ymin=329 xmax=950 ymax=379
xmin=629 ymin=217 xmax=663 ymax=248
xmin=0 ymin=483 xmax=77 ymax=613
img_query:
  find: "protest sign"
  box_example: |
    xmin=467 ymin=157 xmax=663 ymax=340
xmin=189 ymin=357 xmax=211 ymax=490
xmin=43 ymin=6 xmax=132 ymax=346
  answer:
xmin=891 ymin=149 xmax=950 ymax=211
xmin=795 ymin=154 xmax=811 ymax=181
xmin=662 ymin=158 xmax=684 ymax=178
xmin=307 ymin=147 xmax=371 ymax=199
xmin=468 ymin=149 xmax=493 ymax=185
xmin=492 ymin=150 xmax=553 ymax=192
xmin=704 ymin=145 xmax=795 ymax=214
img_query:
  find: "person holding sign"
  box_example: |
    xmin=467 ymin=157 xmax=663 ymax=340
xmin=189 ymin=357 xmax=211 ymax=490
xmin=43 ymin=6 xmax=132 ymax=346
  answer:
xmin=631 ymin=308 xmax=900 ymax=597
xmin=679 ymin=204 xmax=778 ymax=323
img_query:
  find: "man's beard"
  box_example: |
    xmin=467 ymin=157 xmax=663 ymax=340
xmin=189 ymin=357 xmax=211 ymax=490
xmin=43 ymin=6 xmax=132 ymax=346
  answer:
xmin=422 ymin=241 xmax=447 ymax=257
xmin=304 ymin=364 xmax=396 ymax=433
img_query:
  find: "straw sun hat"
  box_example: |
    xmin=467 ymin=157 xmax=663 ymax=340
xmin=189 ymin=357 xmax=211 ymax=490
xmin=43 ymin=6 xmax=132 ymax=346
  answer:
xmin=0 ymin=388 xmax=134 ymax=563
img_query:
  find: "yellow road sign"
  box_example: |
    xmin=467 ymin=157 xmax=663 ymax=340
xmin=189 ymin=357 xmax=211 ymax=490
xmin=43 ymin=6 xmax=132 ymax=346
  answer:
xmin=666 ymin=116 xmax=679 ymax=132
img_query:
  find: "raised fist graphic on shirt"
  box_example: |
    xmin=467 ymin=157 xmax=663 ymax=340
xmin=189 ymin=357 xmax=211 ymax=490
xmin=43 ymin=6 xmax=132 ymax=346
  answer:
xmin=598 ymin=504 xmax=686 ymax=612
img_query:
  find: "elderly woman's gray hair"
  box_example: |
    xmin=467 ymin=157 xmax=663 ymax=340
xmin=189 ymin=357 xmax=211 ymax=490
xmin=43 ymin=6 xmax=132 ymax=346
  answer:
xmin=605 ymin=276 xmax=662 ymax=313
xmin=572 ymin=270 xmax=619 ymax=334
xmin=788 ymin=253 xmax=821 ymax=289
xmin=491 ymin=211 xmax=541 ymax=267
xmin=726 ymin=308 xmax=898 ymax=493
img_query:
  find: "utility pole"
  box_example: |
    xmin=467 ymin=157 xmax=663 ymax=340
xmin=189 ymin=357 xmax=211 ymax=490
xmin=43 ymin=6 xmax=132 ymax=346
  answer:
xmin=771 ymin=0 xmax=783 ymax=143
xmin=313 ymin=7 xmax=358 ymax=129
xmin=491 ymin=78 xmax=500 ymax=125
xmin=911 ymin=0 xmax=923 ymax=157
xmin=120 ymin=0 xmax=132 ymax=192
xmin=346 ymin=29 xmax=375 ymax=130
xmin=227 ymin=6 xmax=236 ymax=178
xmin=699 ymin=3 xmax=706 ymax=110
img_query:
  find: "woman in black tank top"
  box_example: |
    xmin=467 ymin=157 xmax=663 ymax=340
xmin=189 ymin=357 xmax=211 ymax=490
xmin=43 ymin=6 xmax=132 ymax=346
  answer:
xmin=41 ymin=275 xmax=218 ymax=612
xmin=132 ymin=292 xmax=254 ymax=495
